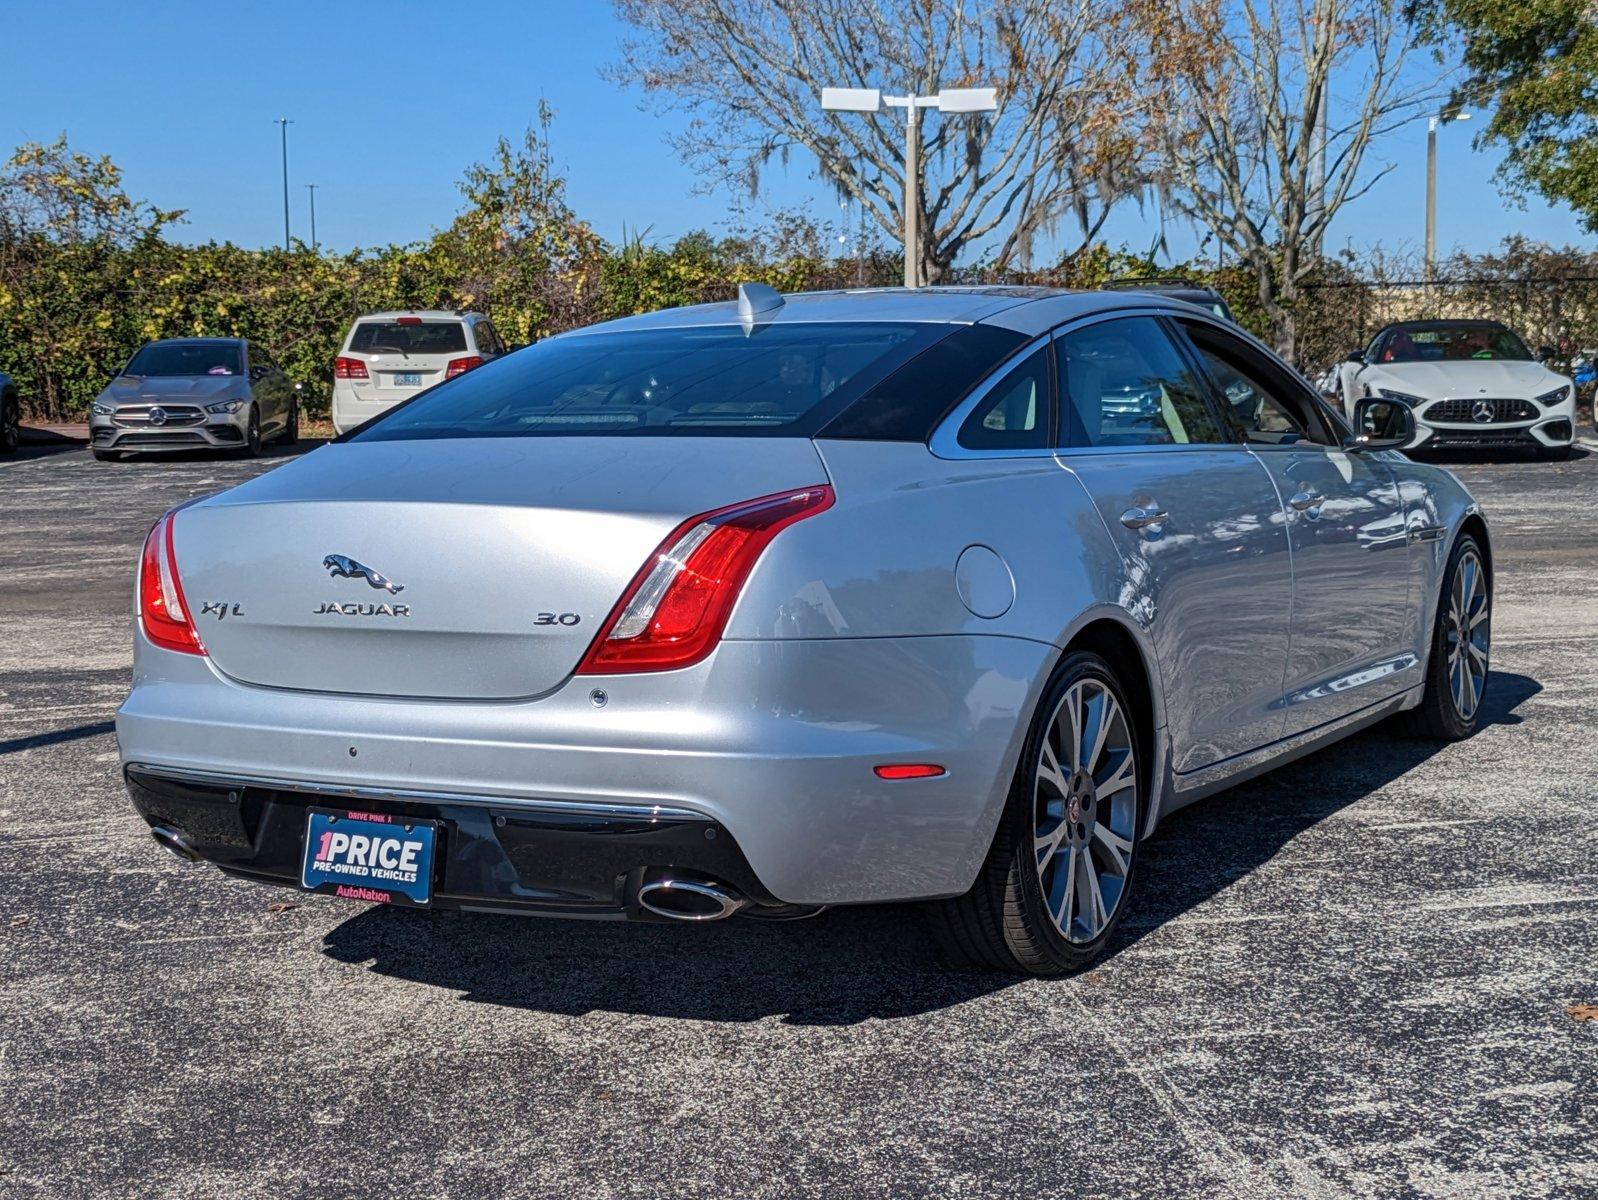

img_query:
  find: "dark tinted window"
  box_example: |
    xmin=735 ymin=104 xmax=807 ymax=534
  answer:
xmin=350 ymin=322 xmax=933 ymax=442
xmin=474 ymin=321 xmax=504 ymax=356
xmin=125 ymin=342 xmax=242 ymax=377
xmin=1177 ymin=321 xmax=1335 ymax=446
xmin=957 ymin=346 xmax=1051 ymax=450
xmin=819 ymin=324 xmax=1029 ymax=441
xmin=1055 ymin=318 xmax=1223 ymax=447
xmin=350 ymin=320 xmax=468 ymax=355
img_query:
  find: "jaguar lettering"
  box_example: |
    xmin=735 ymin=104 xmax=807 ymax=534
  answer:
xmin=314 ymin=602 xmax=411 ymax=617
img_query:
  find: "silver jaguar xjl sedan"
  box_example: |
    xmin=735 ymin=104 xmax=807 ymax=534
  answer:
xmin=118 ymin=286 xmax=1492 ymax=975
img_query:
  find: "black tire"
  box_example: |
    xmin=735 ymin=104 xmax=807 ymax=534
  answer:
xmin=280 ymin=399 xmax=299 ymax=445
xmin=1400 ymin=533 xmax=1490 ymax=741
xmin=0 ymin=390 xmax=18 ymax=454
xmin=928 ymin=651 xmax=1146 ymax=976
xmin=91 ymin=448 xmax=122 ymax=462
xmin=240 ymin=405 xmax=264 ymax=457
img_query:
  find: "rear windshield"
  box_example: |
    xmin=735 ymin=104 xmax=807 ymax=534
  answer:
xmin=348 ymin=322 xmax=936 ymax=441
xmin=1370 ymin=324 xmax=1531 ymax=364
xmin=349 ymin=320 xmax=468 ymax=355
xmin=124 ymin=342 xmax=242 ymax=377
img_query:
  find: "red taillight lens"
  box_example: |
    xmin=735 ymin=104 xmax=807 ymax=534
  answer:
xmin=334 ymin=356 xmax=368 ymax=380
xmin=874 ymin=764 xmax=947 ymax=780
xmin=395 ymin=316 xmax=422 ymax=325
xmin=445 ymin=355 xmax=484 ymax=380
xmin=139 ymin=512 xmax=205 ymax=656
xmin=576 ymin=485 xmax=835 ymax=675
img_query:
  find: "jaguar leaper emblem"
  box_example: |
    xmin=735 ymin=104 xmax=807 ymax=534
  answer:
xmin=322 ymin=554 xmax=404 ymax=594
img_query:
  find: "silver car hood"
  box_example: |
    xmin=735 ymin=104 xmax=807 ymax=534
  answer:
xmin=173 ymin=437 xmax=831 ymax=700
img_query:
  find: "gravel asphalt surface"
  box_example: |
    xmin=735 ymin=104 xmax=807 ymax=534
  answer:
xmin=2 ymin=431 xmax=1595 ymax=1199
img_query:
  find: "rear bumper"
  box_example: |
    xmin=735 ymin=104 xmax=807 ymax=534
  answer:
xmin=124 ymin=764 xmax=777 ymax=918
xmin=330 ymin=381 xmax=405 ymax=435
xmin=116 ymin=633 xmax=1052 ymax=907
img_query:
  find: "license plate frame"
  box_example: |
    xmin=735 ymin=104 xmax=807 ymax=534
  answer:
xmin=300 ymin=808 xmax=438 ymax=907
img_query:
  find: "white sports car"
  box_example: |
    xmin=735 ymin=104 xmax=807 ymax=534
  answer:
xmin=1327 ymin=320 xmax=1576 ymax=459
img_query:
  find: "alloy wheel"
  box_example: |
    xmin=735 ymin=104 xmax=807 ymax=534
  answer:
xmin=1032 ymin=678 xmax=1138 ymax=944
xmin=1445 ymin=548 xmax=1490 ymax=721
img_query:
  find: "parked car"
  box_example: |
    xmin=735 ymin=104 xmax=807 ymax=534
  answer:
xmin=1325 ymin=319 xmax=1576 ymax=459
xmin=118 ymin=285 xmax=1490 ymax=976
xmin=89 ymin=338 xmax=298 ymax=461
xmin=331 ymin=310 xmax=505 ymax=434
xmin=1102 ymin=277 xmax=1237 ymax=323
xmin=0 ymin=370 xmax=18 ymax=455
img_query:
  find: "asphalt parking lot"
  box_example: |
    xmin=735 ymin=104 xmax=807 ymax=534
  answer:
xmin=2 ymin=431 xmax=1595 ymax=1199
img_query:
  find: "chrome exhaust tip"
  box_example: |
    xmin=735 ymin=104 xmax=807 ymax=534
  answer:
xmin=150 ymin=824 xmax=201 ymax=863
xmin=636 ymin=874 xmax=747 ymax=922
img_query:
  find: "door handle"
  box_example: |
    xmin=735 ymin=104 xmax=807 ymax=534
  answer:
xmin=1120 ymin=506 xmax=1170 ymax=530
xmin=1289 ymin=491 xmax=1325 ymax=512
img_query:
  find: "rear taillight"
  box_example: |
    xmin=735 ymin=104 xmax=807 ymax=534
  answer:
xmin=445 ymin=355 xmax=484 ymax=380
xmin=576 ymin=485 xmax=834 ymax=675
xmin=334 ymin=356 xmax=368 ymax=380
xmin=139 ymin=511 xmax=205 ymax=656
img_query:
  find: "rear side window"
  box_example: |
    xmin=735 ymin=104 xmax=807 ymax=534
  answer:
xmin=349 ymin=322 xmax=935 ymax=442
xmin=474 ymin=321 xmax=505 ymax=356
xmin=349 ymin=321 xmax=468 ymax=355
xmin=957 ymin=346 xmax=1051 ymax=450
xmin=1055 ymin=318 xmax=1224 ymax=447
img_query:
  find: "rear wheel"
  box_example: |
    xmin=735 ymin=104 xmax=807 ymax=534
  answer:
xmin=281 ymin=399 xmax=299 ymax=445
xmin=929 ymin=651 xmax=1144 ymax=975
xmin=1402 ymin=534 xmax=1490 ymax=740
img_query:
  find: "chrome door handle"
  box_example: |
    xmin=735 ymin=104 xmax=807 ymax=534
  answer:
xmin=1289 ymin=491 xmax=1325 ymax=512
xmin=1120 ymin=506 xmax=1170 ymax=530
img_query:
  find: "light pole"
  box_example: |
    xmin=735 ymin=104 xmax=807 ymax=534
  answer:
xmin=274 ymin=117 xmax=294 ymax=251
xmin=305 ymin=183 xmax=319 ymax=252
xmin=820 ymin=86 xmax=999 ymax=289
xmin=1425 ymin=111 xmax=1470 ymax=279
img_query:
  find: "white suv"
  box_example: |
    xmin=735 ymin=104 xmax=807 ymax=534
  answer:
xmin=331 ymin=311 xmax=507 ymax=434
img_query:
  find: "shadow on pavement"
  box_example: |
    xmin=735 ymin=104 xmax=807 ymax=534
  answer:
xmin=0 ymin=720 xmax=117 ymax=757
xmin=321 ymin=670 xmax=1540 ymax=1022
xmin=9 ymin=426 xmax=88 ymax=463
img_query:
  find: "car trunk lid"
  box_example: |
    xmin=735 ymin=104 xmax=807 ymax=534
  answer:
xmin=169 ymin=437 xmax=830 ymax=700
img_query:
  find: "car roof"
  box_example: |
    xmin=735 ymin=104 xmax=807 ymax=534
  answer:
xmin=560 ymin=285 xmax=1191 ymax=338
xmin=356 ymin=310 xmax=482 ymax=322
xmin=143 ymin=336 xmax=245 ymax=345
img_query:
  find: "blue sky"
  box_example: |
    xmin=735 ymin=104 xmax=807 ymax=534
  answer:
xmin=3 ymin=0 xmax=1590 ymax=265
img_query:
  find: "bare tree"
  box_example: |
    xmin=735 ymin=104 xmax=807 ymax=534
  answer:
xmin=1137 ymin=0 xmax=1439 ymax=361
xmin=610 ymin=0 xmax=1148 ymax=283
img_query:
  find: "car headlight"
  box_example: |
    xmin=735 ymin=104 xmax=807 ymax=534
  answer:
xmin=91 ymin=402 xmax=114 ymax=416
xmin=1374 ymin=388 xmax=1427 ymax=407
xmin=1534 ymin=385 xmax=1572 ymax=406
xmin=205 ymin=399 xmax=245 ymax=414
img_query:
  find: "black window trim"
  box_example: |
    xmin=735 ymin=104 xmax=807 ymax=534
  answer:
xmin=926 ymin=333 xmax=1060 ymax=460
xmin=1166 ymin=313 xmax=1342 ymax=450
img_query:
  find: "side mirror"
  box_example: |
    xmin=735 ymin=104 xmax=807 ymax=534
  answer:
xmin=1348 ymin=397 xmax=1414 ymax=452
xmin=1345 ymin=349 xmax=1366 ymax=365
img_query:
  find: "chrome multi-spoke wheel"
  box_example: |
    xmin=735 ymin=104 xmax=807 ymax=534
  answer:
xmin=1444 ymin=548 xmax=1489 ymax=721
xmin=1033 ymin=679 xmax=1138 ymax=944
xmin=930 ymin=651 xmax=1144 ymax=976
xmin=1404 ymin=533 xmax=1491 ymax=741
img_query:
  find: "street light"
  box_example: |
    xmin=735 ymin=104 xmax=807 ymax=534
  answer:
xmin=1426 ymin=110 xmax=1471 ymax=279
xmin=820 ymin=85 xmax=999 ymax=288
xmin=305 ymin=183 xmax=319 ymax=252
xmin=274 ymin=117 xmax=294 ymax=251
